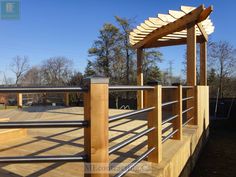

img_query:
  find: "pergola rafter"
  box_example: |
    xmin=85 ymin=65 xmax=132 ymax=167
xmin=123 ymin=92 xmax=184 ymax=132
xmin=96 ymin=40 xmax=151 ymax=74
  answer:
xmin=130 ymin=5 xmax=214 ymax=109
xmin=129 ymin=5 xmax=214 ymax=48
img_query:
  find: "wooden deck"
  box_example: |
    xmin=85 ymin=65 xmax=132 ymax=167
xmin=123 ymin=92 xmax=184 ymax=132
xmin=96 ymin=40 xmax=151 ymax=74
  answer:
xmin=0 ymin=106 xmax=205 ymax=177
xmin=0 ymin=107 xmax=150 ymax=177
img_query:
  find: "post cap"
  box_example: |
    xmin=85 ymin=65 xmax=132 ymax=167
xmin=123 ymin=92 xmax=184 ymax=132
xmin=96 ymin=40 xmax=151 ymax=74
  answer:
xmin=83 ymin=77 xmax=109 ymax=85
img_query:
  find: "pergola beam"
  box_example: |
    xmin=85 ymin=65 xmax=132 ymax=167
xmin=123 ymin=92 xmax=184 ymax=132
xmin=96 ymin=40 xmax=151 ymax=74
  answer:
xmin=144 ymin=35 xmax=205 ymax=48
xmin=197 ymin=22 xmax=208 ymax=41
xmin=133 ymin=5 xmax=205 ymax=49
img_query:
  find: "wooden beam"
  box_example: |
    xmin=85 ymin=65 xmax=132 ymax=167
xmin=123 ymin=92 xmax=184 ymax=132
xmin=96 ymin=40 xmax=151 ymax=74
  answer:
xmin=17 ymin=93 xmax=23 ymax=109
xmin=84 ymin=77 xmax=109 ymax=177
xmin=186 ymin=25 xmax=197 ymax=126
xmin=137 ymin=48 xmax=144 ymax=109
xmin=147 ymin=84 xmax=162 ymax=163
xmin=200 ymin=42 xmax=207 ymax=85
xmin=64 ymin=92 xmax=69 ymax=107
xmin=197 ymin=6 xmax=213 ymax=23
xmin=171 ymin=85 xmax=182 ymax=140
xmin=187 ymin=25 xmax=196 ymax=86
xmin=133 ymin=5 xmax=205 ymax=49
xmin=197 ymin=22 xmax=208 ymax=41
xmin=144 ymin=35 xmax=205 ymax=48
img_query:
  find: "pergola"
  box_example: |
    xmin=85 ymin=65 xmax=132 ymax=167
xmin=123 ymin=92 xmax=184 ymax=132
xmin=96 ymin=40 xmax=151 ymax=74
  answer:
xmin=129 ymin=5 xmax=214 ymax=109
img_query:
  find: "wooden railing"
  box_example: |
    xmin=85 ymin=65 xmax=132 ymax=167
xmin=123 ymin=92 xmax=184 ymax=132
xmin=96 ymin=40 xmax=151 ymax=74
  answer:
xmin=0 ymin=77 xmax=205 ymax=177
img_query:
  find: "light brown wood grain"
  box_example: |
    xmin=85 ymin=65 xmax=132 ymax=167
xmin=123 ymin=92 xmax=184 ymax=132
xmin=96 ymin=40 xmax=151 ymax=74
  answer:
xmin=147 ymin=85 xmax=162 ymax=163
xmin=84 ymin=79 xmax=109 ymax=177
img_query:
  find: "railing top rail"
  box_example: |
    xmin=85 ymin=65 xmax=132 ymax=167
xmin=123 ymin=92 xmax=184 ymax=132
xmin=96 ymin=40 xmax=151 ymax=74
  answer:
xmin=0 ymin=155 xmax=87 ymax=163
xmin=0 ymin=120 xmax=88 ymax=128
xmin=162 ymin=86 xmax=178 ymax=89
xmin=182 ymin=86 xmax=194 ymax=89
xmin=0 ymin=87 xmax=87 ymax=93
xmin=109 ymin=107 xmax=155 ymax=122
xmin=109 ymin=85 xmax=155 ymax=91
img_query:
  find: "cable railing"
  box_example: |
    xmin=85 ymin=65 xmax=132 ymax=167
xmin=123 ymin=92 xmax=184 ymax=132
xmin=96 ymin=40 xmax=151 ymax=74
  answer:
xmin=109 ymin=107 xmax=155 ymax=122
xmin=0 ymin=86 xmax=87 ymax=93
xmin=108 ymin=85 xmax=158 ymax=177
xmin=182 ymin=85 xmax=195 ymax=126
xmin=109 ymin=85 xmax=155 ymax=91
xmin=160 ymin=85 xmax=181 ymax=145
xmin=0 ymin=86 xmax=88 ymax=164
xmin=162 ymin=115 xmax=178 ymax=125
xmin=183 ymin=117 xmax=194 ymax=127
xmin=182 ymin=106 xmax=194 ymax=114
xmin=162 ymin=129 xmax=179 ymax=143
xmin=0 ymin=79 xmax=200 ymax=177
xmin=0 ymin=120 xmax=89 ymax=128
xmin=109 ymin=127 xmax=155 ymax=154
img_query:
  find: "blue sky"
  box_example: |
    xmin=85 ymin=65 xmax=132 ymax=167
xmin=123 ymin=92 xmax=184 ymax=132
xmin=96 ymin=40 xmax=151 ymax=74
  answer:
xmin=0 ymin=0 xmax=235 ymax=81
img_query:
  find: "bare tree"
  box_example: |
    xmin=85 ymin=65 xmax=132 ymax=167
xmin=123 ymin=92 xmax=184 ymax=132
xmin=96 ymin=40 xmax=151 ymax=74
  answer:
xmin=10 ymin=56 xmax=30 ymax=86
xmin=41 ymin=57 xmax=73 ymax=86
xmin=21 ymin=67 xmax=43 ymax=86
xmin=209 ymin=41 xmax=236 ymax=98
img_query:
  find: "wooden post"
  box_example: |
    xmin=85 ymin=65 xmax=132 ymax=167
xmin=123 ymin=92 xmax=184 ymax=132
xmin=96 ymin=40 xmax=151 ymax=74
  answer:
xmin=172 ymin=85 xmax=182 ymax=140
xmin=147 ymin=82 xmax=162 ymax=163
xmin=187 ymin=25 xmax=196 ymax=86
xmin=187 ymin=25 xmax=197 ymax=125
xmin=137 ymin=48 xmax=144 ymax=109
xmin=84 ymin=77 xmax=109 ymax=177
xmin=200 ymin=42 xmax=207 ymax=85
xmin=17 ymin=93 xmax=23 ymax=109
xmin=64 ymin=92 xmax=69 ymax=107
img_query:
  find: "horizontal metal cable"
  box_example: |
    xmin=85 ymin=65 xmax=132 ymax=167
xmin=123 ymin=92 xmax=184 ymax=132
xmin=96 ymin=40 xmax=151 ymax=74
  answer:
xmin=109 ymin=85 xmax=154 ymax=91
xmin=162 ymin=124 xmax=173 ymax=133
xmin=162 ymin=100 xmax=178 ymax=107
xmin=183 ymin=117 xmax=194 ymax=127
xmin=113 ymin=147 xmax=155 ymax=177
xmin=109 ymin=107 xmax=155 ymax=122
xmin=162 ymin=115 xmax=178 ymax=125
xmin=162 ymin=129 xmax=178 ymax=143
xmin=182 ymin=107 xmax=194 ymax=114
xmin=0 ymin=87 xmax=87 ymax=93
xmin=0 ymin=155 xmax=87 ymax=163
xmin=0 ymin=121 xmax=88 ymax=128
xmin=162 ymin=86 xmax=178 ymax=89
xmin=182 ymin=96 xmax=194 ymax=101
xmin=109 ymin=127 xmax=155 ymax=154
xmin=182 ymin=86 xmax=194 ymax=89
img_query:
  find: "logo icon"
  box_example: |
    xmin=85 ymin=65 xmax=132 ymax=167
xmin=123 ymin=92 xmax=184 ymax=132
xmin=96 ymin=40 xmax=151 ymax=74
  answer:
xmin=1 ymin=0 xmax=20 ymax=20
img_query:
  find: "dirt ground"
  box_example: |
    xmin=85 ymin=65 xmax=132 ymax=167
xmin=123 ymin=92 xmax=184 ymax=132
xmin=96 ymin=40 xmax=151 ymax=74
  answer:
xmin=190 ymin=118 xmax=236 ymax=177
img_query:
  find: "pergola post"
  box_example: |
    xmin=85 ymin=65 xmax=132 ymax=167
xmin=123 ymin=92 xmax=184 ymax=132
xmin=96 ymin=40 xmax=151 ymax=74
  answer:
xmin=17 ymin=93 xmax=23 ymax=109
xmin=137 ymin=48 xmax=144 ymax=109
xmin=64 ymin=92 xmax=69 ymax=107
xmin=187 ymin=24 xmax=197 ymax=125
xmin=187 ymin=25 xmax=196 ymax=86
xmin=200 ymin=42 xmax=207 ymax=85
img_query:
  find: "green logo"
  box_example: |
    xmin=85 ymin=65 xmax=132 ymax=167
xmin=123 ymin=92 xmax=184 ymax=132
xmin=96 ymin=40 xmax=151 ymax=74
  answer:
xmin=1 ymin=0 xmax=20 ymax=20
